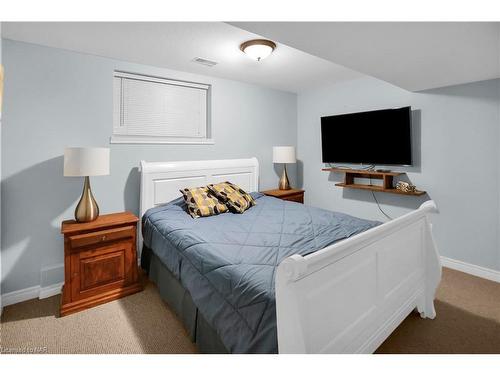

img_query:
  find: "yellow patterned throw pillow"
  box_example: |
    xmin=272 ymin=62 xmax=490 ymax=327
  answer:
xmin=207 ymin=181 xmax=255 ymax=214
xmin=179 ymin=186 xmax=228 ymax=218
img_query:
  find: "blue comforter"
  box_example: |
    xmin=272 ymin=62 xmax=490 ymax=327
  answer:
xmin=142 ymin=193 xmax=380 ymax=353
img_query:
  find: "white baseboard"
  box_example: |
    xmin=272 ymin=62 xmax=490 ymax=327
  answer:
xmin=2 ymin=282 xmax=63 ymax=307
xmin=2 ymin=285 xmax=40 ymax=307
xmin=39 ymin=282 xmax=64 ymax=299
xmin=441 ymin=256 xmax=500 ymax=283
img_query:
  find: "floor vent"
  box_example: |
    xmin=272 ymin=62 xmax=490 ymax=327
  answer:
xmin=192 ymin=57 xmax=217 ymax=67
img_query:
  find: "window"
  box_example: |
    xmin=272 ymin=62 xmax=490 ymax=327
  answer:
xmin=111 ymin=71 xmax=212 ymax=144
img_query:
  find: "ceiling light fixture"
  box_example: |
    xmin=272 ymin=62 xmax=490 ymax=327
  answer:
xmin=240 ymin=39 xmax=276 ymax=61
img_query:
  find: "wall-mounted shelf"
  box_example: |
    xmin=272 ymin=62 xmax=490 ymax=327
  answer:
xmin=322 ymin=167 xmax=426 ymax=196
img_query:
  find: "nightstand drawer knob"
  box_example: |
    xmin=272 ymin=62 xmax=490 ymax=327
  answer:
xmin=101 ymin=235 xmax=107 ymax=241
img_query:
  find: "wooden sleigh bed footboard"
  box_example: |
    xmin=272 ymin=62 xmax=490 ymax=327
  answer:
xmin=275 ymin=200 xmax=441 ymax=354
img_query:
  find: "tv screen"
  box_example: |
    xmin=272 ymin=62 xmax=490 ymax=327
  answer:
xmin=321 ymin=106 xmax=412 ymax=166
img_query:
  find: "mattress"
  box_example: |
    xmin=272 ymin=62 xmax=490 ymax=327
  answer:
xmin=142 ymin=192 xmax=380 ymax=353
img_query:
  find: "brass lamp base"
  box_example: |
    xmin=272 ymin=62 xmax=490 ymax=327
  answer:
xmin=75 ymin=176 xmax=99 ymax=223
xmin=278 ymin=164 xmax=291 ymax=190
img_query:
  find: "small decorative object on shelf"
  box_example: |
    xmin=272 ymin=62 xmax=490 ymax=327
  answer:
xmin=395 ymin=181 xmax=417 ymax=194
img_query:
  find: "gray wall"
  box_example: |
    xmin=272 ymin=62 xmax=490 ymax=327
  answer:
xmin=298 ymin=76 xmax=500 ymax=271
xmin=1 ymin=39 xmax=297 ymax=294
xmin=0 ymin=29 xmax=3 ymax=309
xmin=2 ymin=38 xmax=499 ymax=296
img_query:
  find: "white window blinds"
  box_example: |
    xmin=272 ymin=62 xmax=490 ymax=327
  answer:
xmin=112 ymin=71 xmax=212 ymax=144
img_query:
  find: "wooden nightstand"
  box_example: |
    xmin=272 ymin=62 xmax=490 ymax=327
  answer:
xmin=262 ymin=188 xmax=305 ymax=204
xmin=60 ymin=212 xmax=143 ymax=317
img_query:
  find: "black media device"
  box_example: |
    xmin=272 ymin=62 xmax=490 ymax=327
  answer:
xmin=321 ymin=106 xmax=412 ymax=166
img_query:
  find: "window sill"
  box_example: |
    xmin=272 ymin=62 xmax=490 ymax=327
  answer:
xmin=110 ymin=135 xmax=215 ymax=145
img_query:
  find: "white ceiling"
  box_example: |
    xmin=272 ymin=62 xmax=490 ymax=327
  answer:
xmin=231 ymin=22 xmax=500 ymax=91
xmin=1 ymin=22 xmax=361 ymax=93
xmin=3 ymin=22 xmax=499 ymax=93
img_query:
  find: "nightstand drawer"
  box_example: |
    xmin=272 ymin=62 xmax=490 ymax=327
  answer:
xmin=262 ymin=189 xmax=304 ymax=204
xmin=69 ymin=226 xmax=135 ymax=249
xmin=284 ymin=193 xmax=304 ymax=203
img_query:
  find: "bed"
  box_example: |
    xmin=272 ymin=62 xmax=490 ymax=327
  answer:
xmin=139 ymin=157 xmax=441 ymax=354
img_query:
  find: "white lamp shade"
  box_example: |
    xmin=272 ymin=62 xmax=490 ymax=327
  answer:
xmin=273 ymin=146 xmax=296 ymax=164
xmin=64 ymin=147 xmax=110 ymax=177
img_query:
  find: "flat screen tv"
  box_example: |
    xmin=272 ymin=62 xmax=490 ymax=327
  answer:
xmin=321 ymin=106 xmax=412 ymax=166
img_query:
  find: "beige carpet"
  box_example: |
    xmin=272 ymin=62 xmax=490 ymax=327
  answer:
xmin=376 ymin=267 xmax=500 ymax=353
xmin=1 ymin=268 xmax=499 ymax=354
xmin=1 ymin=283 xmax=197 ymax=354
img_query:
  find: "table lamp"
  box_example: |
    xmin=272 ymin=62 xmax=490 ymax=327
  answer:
xmin=273 ymin=146 xmax=296 ymax=190
xmin=64 ymin=147 xmax=110 ymax=223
